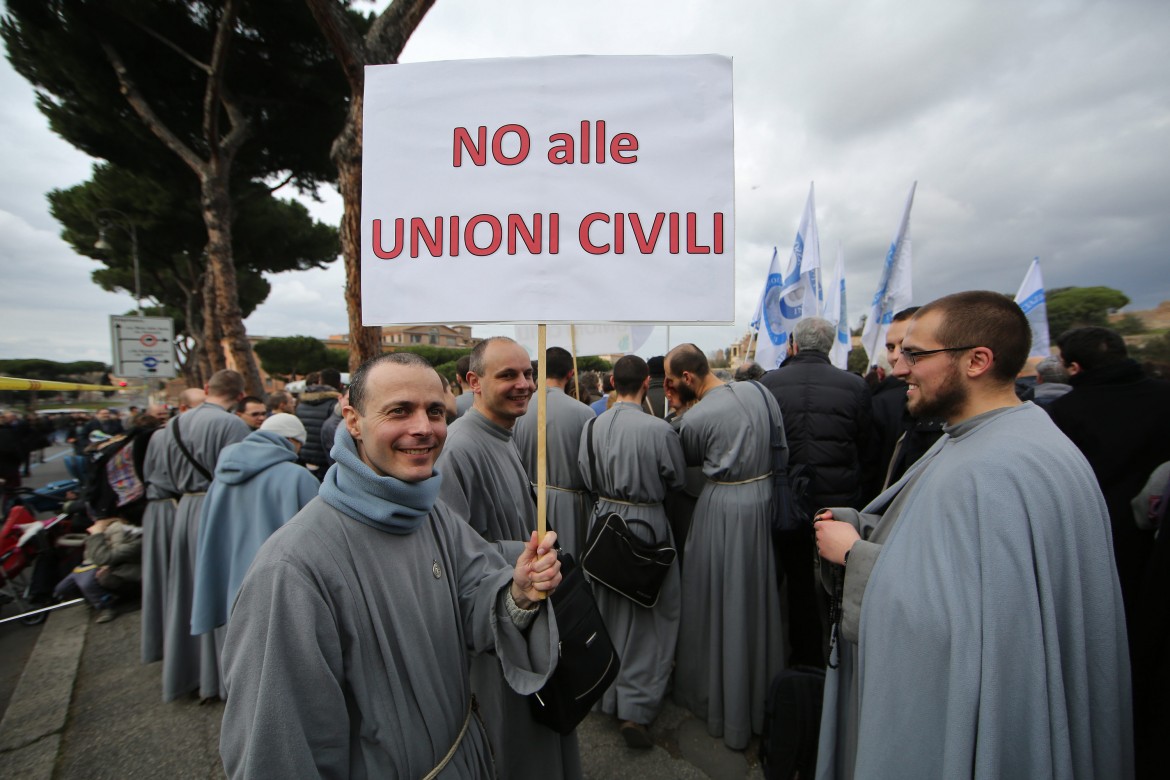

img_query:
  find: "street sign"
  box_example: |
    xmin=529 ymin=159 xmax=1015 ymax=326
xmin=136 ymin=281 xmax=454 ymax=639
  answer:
xmin=110 ymin=315 xmax=177 ymax=378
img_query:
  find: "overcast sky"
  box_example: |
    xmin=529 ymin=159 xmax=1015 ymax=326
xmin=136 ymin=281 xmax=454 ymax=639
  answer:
xmin=2 ymin=0 xmax=1168 ymax=365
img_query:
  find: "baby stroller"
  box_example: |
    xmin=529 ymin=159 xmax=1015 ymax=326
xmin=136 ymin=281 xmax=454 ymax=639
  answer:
xmin=0 ymin=479 xmax=83 ymax=626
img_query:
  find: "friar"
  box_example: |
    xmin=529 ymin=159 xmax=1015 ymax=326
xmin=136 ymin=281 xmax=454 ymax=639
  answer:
xmin=435 ymin=336 xmax=582 ymax=779
xmin=220 ymin=353 xmax=563 ymax=778
xmin=813 ymin=291 xmax=1132 ymax=778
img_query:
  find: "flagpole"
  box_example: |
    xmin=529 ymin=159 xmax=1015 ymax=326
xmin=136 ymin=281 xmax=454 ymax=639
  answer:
xmin=535 ymin=323 xmax=548 ymax=599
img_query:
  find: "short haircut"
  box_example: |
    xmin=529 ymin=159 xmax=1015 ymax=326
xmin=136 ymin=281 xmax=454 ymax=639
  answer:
xmin=455 ymin=355 xmax=471 ymax=382
xmin=469 ymin=336 xmax=520 ymax=376
xmin=891 ymin=306 xmax=921 ymax=323
xmin=545 ymin=347 xmax=574 ymax=380
xmin=666 ymin=343 xmax=709 ymax=379
xmin=237 ymin=396 xmax=264 ymax=413
xmin=914 ymin=291 xmax=1030 ymax=383
xmin=734 ymin=361 xmax=765 ymax=381
xmin=647 ymin=355 xmax=666 ymax=378
xmin=207 ymin=369 xmax=245 ymax=398
xmin=601 ymin=373 xmax=614 ymax=393
xmin=348 ymin=352 xmax=435 ymax=414
xmin=613 ymin=355 xmax=649 ymax=395
xmin=320 ymin=368 xmax=342 ymax=390
xmin=304 ymin=371 xmax=321 ymax=385
xmin=1057 ymin=327 xmax=1128 ymax=373
xmin=793 ymin=317 xmax=836 ymax=354
xmin=265 ymin=391 xmax=293 ymax=413
xmin=1035 ymin=356 xmax=1070 ymax=384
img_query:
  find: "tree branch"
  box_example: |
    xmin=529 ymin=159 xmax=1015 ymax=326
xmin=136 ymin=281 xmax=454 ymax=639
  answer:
xmin=304 ymin=0 xmax=370 ymax=92
xmin=97 ymin=36 xmax=206 ymax=177
xmin=203 ymin=0 xmax=241 ymax=160
xmin=367 ymin=0 xmax=437 ymax=63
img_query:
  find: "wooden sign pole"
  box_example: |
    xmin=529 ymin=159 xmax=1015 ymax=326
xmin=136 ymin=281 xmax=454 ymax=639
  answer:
xmin=536 ymin=324 xmax=549 ymax=539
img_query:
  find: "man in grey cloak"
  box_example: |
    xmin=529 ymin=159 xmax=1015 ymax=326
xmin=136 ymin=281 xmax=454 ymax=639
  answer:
xmin=159 ymin=370 xmax=249 ymax=701
xmin=666 ymin=343 xmax=786 ymax=751
xmin=578 ymin=355 xmax=686 ymax=748
xmin=140 ymin=421 xmax=177 ymax=664
xmin=813 ymin=291 xmax=1132 ymax=778
xmin=515 ymin=346 xmax=595 ymax=557
xmin=436 ymin=336 xmax=582 ymax=779
xmin=221 ymin=353 xmax=563 ymax=778
xmin=141 ymin=390 xmax=202 ymax=663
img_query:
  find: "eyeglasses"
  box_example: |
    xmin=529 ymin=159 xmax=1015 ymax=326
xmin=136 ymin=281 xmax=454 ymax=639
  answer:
xmin=900 ymin=345 xmax=978 ymax=367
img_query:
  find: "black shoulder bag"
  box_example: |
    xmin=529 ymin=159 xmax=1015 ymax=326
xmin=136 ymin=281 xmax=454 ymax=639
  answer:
xmin=579 ymin=418 xmax=677 ymax=608
xmin=528 ymin=550 xmax=620 ymax=735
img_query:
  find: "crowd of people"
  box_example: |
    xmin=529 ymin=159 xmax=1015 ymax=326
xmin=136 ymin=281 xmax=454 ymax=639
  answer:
xmin=10 ymin=287 xmax=1164 ymax=778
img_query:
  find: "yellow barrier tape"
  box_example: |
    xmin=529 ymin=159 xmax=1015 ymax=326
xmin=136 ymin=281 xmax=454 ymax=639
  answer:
xmin=0 ymin=376 xmax=141 ymax=392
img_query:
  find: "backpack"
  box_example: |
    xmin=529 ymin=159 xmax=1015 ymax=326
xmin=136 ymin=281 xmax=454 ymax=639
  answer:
xmin=759 ymin=665 xmax=826 ymax=780
xmin=85 ymin=432 xmax=146 ymax=520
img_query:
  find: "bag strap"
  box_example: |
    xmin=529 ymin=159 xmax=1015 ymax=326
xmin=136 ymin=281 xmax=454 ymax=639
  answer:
xmin=586 ymin=416 xmax=599 ymax=493
xmin=170 ymin=417 xmax=213 ymax=483
xmin=748 ymin=381 xmax=782 ymax=473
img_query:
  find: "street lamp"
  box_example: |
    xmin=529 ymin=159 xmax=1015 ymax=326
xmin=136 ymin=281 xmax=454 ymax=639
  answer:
xmin=93 ymin=208 xmax=142 ymax=317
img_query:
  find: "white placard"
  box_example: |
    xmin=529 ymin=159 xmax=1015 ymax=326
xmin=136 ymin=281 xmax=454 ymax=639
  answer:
xmin=361 ymin=55 xmax=735 ymax=325
xmin=109 ymin=315 xmax=177 ymax=378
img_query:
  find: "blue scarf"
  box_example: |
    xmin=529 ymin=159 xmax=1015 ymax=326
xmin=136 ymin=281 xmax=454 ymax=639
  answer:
xmin=319 ymin=426 xmax=442 ymax=535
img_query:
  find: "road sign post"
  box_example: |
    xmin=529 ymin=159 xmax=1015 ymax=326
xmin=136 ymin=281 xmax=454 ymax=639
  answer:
xmin=110 ymin=316 xmax=177 ymax=408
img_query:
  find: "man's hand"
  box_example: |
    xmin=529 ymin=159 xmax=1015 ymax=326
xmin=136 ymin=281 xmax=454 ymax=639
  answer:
xmin=512 ymin=530 xmax=561 ymax=609
xmin=813 ymin=510 xmax=860 ymax=566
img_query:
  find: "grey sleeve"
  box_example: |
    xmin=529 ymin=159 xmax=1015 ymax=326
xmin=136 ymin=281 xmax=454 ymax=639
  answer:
xmin=220 ymin=561 xmax=350 ymax=779
xmin=814 ymin=507 xmax=884 ymax=644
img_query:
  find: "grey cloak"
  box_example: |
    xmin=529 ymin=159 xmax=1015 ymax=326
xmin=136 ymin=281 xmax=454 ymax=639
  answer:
xmin=159 ymin=402 xmax=250 ymax=701
xmin=817 ymin=404 xmax=1132 ymax=778
xmin=220 ymin=497 xmax=558 ymax=779
xmin=672 ymin=381 xmax=786 ymax=750
xmin=141 ymin=426 xmax=178 ymax=664
xmin=514 ymin=386 xmax=596 ymax=557
xmin=578 ymin=400 xmax=686 ymax=724
xmin=435 ymin=406 xmax=582 ymax=779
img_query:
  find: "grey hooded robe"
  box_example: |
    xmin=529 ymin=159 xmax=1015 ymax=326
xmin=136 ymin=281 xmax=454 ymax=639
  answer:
xmin=816 ymin=404 xmax=1133 ymax=779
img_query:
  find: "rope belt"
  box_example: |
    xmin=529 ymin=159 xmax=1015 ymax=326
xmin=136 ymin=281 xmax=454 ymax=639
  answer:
xmin=533 ymin=483 xmax=586 ymax=495
xmin=598 ymin=495 xmax=658 ymax=508
xmin=182 ymin=491 xmax=208 ymax=497
xmin=422 ymin=695 xmax=477 ymax=780
xmin=710 ymin=473 xmax=771 ymax=486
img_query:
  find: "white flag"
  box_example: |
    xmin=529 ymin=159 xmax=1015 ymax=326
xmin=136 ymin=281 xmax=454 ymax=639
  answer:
xmin=1013 ymin=257 xmax=1050 ymax=358
xmin=755 ymin=183 xmax=822 ymax=370
xmin=824 ymin=244 xmax=850 ymax=369
xmin=861 ymin=182 xmax=917 ymax=367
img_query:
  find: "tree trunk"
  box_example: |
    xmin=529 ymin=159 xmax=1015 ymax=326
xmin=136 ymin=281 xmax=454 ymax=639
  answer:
xmin=336 ymin=95 xmax=382 ymax=372
xmin=202 ymin=173 xmax=265 ymax=396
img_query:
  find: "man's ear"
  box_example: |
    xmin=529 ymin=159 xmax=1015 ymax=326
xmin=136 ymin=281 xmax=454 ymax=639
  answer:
xmin=467 ymin=371 xmax=482 ymax=395
xmin=1065 ymin=361 xmax=1082 ymax=377
xmin=965 ymin=347 xmax=996 ymax=379
xmin=641 ymin=376 xmax=651 ymax=393
xmin=342 ymin=404 xmax=362 ymax=440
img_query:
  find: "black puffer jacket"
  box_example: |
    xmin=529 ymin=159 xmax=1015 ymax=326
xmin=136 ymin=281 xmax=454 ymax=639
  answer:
xmin=295 ymin=385 xmax=341 ymax=470
xmin=759 ymin=351 xmax=873 ymax=509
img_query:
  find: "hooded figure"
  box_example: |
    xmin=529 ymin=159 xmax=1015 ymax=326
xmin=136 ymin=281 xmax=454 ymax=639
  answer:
xmin=191 ymin=416 xmax=319 ymax=636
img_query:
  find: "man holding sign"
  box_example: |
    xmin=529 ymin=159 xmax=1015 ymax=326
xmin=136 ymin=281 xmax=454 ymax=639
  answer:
xmin=220 ymin=354 xmax=562 ymax=778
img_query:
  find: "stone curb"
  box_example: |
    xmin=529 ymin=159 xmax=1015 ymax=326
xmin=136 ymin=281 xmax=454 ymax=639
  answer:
xmin=0 ymin=604 xmax=90 ymax=779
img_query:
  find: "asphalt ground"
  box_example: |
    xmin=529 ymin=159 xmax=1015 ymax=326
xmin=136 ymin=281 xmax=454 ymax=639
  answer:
xmin=0 ymin=442 xmax=767 ymax=779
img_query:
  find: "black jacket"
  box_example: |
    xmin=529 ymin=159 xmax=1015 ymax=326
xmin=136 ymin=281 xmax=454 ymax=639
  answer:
xmin=759 ymin=351 xmax=873 ymax=509
xmin=1048 ymin=360 xmax=1170 ymax=606
xmin=295 ymin=385 xmax=342 ymax=468
xmin=864 ymin=376 xmax=945 ymax=502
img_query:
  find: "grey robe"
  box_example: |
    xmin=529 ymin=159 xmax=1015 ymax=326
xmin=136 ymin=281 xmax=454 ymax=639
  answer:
xmin=578 ymin=401 xmax=686 ymax=725
xmin=141 ymin=426 xmax=178 ymax=664
xmin=818 ymin=404 xmax=1132 ymax=778
xmin=159 ymin=402 xmax=250 ymax=701
xmin=221 ymin=497 xmax=558 ymax=779
xmin=514 ymin=387 xmax=596 ymax=557
xmin=435 ymin=406 xmax=581 ymax=779
xmin=672 ymin=381 xmax=786 ymax=750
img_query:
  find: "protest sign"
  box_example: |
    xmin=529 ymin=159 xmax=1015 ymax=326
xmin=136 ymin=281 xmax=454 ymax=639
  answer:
xmin=361 ymin=55 xmax=735 ymax=325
